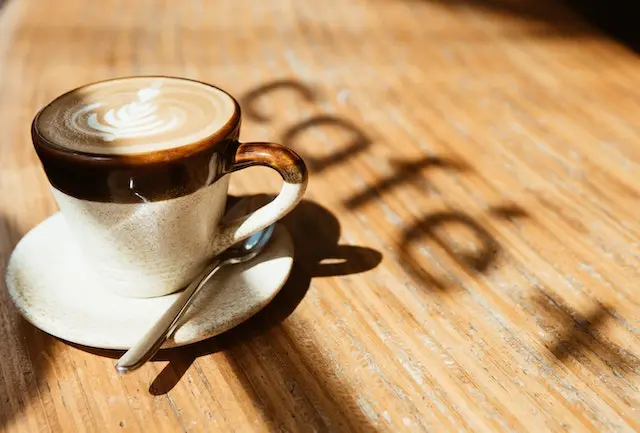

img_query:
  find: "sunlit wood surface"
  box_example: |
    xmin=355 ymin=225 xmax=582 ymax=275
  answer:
xmin=1 ymin=0 xmax=639 ymax=431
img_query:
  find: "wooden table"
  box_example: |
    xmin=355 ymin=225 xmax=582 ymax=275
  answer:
xmin=1 ymin=0 xmax=638 ymax=431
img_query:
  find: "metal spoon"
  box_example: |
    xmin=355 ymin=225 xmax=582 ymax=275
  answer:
xmin=115 ymin=225 xmax=276 ymax=374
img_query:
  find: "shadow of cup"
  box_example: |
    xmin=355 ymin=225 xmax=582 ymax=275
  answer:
xmin=64 ymin=195 xmax=382 ymax=395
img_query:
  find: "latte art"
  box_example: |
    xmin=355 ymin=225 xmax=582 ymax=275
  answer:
xmin=70 ymin=86 xmax=186 ymax=142
xmin=36 ymin=77 xmax=236 ymax=155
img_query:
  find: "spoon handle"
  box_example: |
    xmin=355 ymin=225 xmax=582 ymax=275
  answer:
xmin=115 ymin=259 xmax=224 ymax=374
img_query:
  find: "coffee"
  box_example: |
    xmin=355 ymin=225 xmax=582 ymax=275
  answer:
xmin=35 ymin=76 xmax=235 ymax=155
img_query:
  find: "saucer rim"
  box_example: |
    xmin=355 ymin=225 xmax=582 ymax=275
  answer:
xmin=4 ymin=212 xmax=294 ymax=350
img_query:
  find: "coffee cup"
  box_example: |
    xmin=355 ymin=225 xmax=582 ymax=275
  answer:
xmin=31 ymin=76 xmax=308 ymax=298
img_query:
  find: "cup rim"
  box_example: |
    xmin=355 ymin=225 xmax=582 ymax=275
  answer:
xmin=31 ymin=75 xmax=241 ymax=167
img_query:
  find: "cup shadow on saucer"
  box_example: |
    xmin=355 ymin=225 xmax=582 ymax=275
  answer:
xmin=68 ymin=194 xmax=383 ymax=394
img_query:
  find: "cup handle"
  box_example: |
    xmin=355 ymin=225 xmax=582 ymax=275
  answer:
xmin=217 ymin=142 xmax=308 ymax=248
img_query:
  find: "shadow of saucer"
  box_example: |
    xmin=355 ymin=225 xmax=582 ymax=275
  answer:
xmin=68 ymin=196 xmax=382 ymax=396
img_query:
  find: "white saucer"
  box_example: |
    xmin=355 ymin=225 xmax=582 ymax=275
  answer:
xmin=5 ymin=212 xmax=293 ymax=350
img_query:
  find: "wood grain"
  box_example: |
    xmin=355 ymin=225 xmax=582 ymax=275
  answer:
xmin=1 ymin=0 xmax=639 ymax=431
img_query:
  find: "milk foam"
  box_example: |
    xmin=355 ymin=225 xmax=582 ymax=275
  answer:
xmin=36 ymin=77 xmax=235 ymax=155
xmin=71 ymin=82 xmax=183 ymax=142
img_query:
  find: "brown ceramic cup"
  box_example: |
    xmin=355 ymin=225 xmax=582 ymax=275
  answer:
xmin=31 ymin=76 xmax=308 ymax=298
